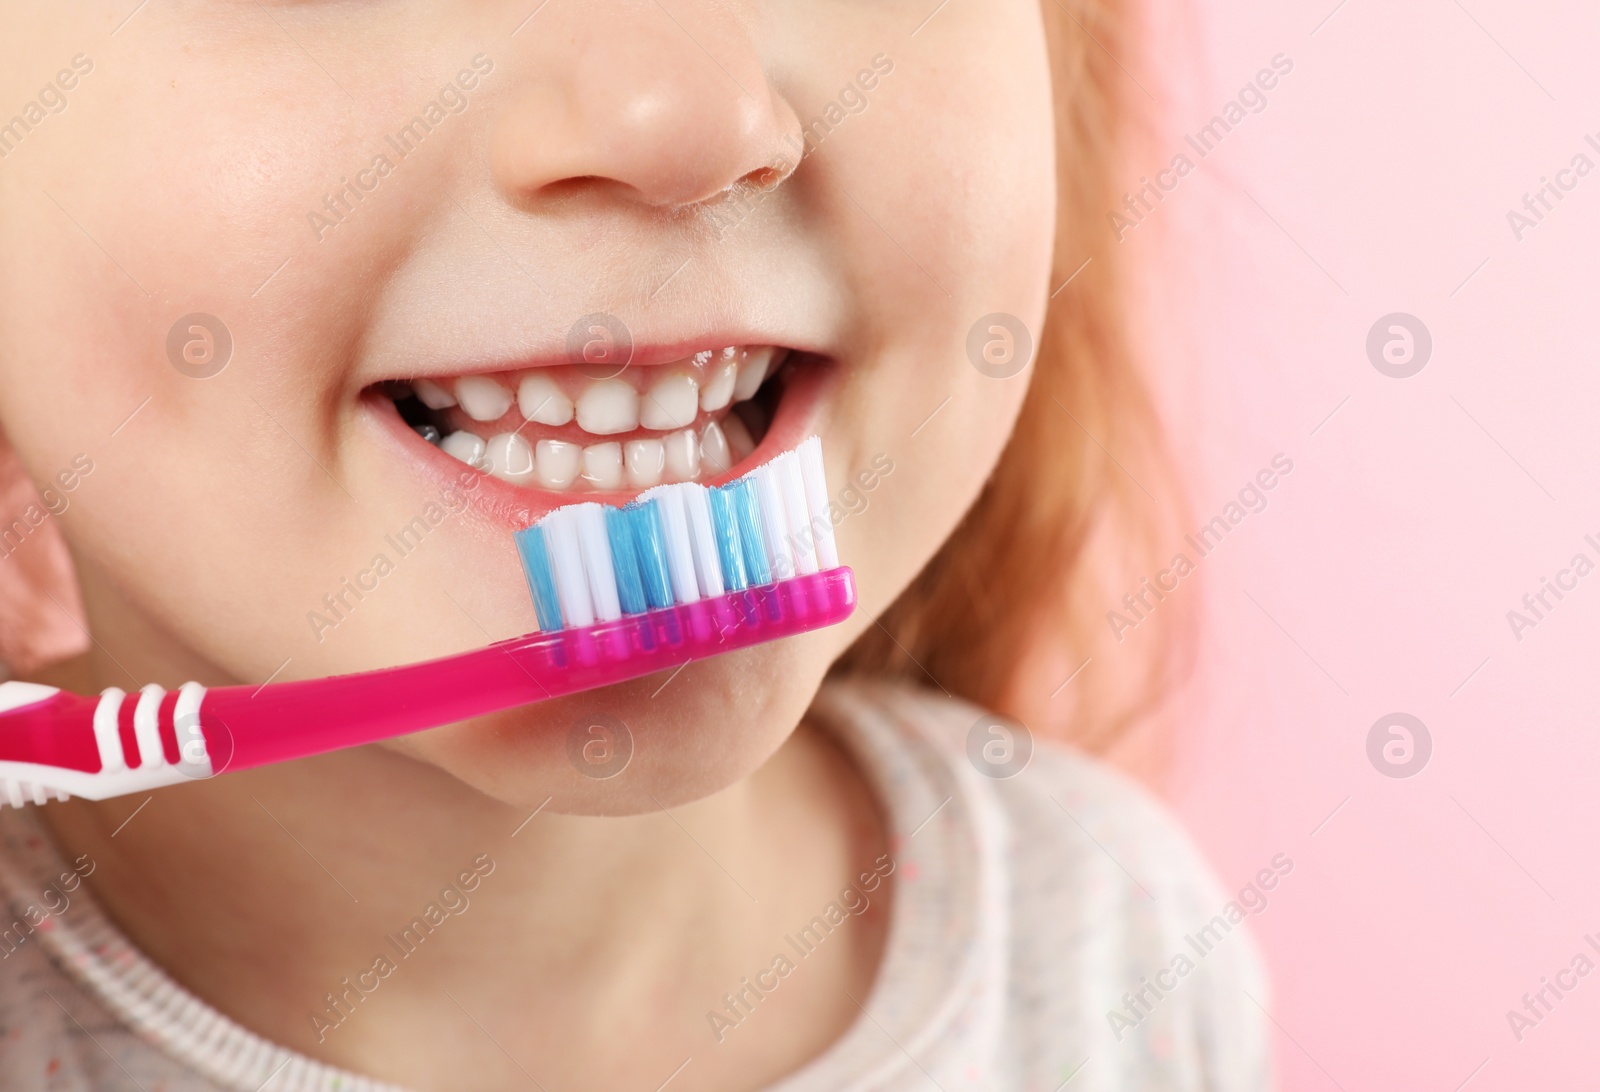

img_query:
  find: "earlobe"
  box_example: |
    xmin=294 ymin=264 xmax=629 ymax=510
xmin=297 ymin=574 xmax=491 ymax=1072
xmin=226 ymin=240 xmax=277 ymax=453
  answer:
xmin=0 ymin=429 xmax=87 ymax=675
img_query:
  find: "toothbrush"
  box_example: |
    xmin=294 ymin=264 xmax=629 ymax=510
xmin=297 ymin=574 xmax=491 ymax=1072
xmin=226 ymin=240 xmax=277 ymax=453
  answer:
xmin=0 ymin=436 xmax=855 ymax=809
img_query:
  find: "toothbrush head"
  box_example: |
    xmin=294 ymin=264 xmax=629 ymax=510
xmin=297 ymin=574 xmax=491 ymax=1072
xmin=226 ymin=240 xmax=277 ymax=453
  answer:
xmin=513 ymin=435 xmax=846 ymax=633
xmin=506 ymin=436 xmax=855 ymax=681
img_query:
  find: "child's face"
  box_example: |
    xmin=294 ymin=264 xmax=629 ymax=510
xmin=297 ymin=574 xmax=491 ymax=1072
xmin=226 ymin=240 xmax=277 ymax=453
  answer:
xmin=0 ymin=1 xmax=1055 ymax=812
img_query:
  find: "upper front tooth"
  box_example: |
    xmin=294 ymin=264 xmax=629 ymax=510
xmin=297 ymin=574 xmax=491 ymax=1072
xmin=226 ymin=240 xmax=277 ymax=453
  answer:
xmin=575 ymin=378 xmax=639 ymax=435
xmin=456 ymin=376 xmax=514 ymax=422
xmin=535 ymin=439 xmax=581 ymax=490
xmin=732 ymin=347 xmax=775 ymax=401
xmin=518 ymin=374 xmax=574 ymax=426
xmin=485 ymin=432 xmax=537 ymax=485
xmin=640 ymin=372 xmax=700 ymax=431
xmin=413 ymin=378 xmax=457 ymax=410
xmin=581 ymin=442 xmax=624 ymax=490
xmin=699 ymin=352 xmax=738 ymax=412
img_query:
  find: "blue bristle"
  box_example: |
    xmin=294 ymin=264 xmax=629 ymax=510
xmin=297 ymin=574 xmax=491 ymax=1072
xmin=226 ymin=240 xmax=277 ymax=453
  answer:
xmin=626 ymin=500 xmax=675 ymax=609
xmin=708 ymin=485 xmax=748 ymax=591
xmin=729 ymin=478 xmax=771 ymax=586
xmin=514 ymin=525 xmax=564 ymax=632
xmin=606 ymin=507 xmax=647 ymax=615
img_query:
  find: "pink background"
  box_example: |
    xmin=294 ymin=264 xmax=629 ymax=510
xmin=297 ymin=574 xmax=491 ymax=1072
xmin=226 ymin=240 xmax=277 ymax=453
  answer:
xmin=1130 ymin=1 xmax=1600 ymax=1087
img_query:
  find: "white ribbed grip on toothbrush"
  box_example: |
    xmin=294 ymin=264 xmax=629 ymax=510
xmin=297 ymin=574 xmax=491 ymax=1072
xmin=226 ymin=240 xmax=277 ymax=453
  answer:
xmin=0 ymin=680 xmax=214 ymax=808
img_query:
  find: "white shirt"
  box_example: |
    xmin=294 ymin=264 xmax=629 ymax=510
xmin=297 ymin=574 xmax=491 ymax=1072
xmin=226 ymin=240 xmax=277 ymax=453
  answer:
xmin=0 ymin=681 xmax=1270 ymax=1090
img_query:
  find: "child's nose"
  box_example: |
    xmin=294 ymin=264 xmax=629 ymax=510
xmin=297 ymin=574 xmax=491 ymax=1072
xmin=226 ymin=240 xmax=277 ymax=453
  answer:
xmin=490 ymin=11 xmax=804 ymax=209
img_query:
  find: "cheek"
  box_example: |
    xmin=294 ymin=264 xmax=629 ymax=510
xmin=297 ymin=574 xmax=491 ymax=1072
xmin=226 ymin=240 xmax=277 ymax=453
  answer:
xmin=804 ymin=3 xmax=1053 ymax=609
xmin=0 ymin=15 xmax=480 ymax=685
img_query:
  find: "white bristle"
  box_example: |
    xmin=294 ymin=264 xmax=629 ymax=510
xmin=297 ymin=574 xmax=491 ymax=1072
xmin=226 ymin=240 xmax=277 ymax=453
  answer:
xmin=752 ymin=464 xmax=795 ymax=580
xmin=644 ymin=485 xmax=700 ymax=604
xmin=682 ymin=484 xmax=725 ymax=598
xmin=775 ymin=451 xmax=819 ymax=576
xmin=526 ymin=438 xmax=846 ymax=630
xmin=797 ymin=436 xmax=839 ymax=570
xmin=574 ymin=503 xmax=622 ymax=622
xmin=543 ymin=508 xmax=595 ymax=628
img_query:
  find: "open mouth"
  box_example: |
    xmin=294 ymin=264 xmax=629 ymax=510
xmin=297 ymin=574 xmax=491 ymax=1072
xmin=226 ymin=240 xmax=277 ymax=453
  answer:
xmin=373 ymin=346 xmax=800 ymax=495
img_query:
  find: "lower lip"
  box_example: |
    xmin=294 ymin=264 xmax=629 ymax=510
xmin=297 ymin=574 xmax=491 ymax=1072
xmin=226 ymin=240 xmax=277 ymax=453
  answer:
xmin=361 ymin=357 xmax=840 ymax=530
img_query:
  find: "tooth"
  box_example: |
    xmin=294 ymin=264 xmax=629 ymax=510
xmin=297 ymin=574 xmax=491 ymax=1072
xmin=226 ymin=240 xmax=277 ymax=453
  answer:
xmin=640 ymin=372 xmax=699 ymax=431
xmin=485 ymin=432 xmax=537 ymax=485
xmin=575 ymin=378 xmax=639 ymax=435
xmin=625 ymin=439 xmax=664 ymax=488
xmin=722 ymin=415 xmax=756 ymax=462
xmin=663 ymin=429 xmax=701 ymax=482
xmin=535 ymin=439 xmax=581 ymax=490
xmin=517 ymin=374 xmax=574 ymax=426
xmin=699 ymin=353 xmax=738 ymax=412
xmin=581 ymin=442 xmax=624 ymax=490
xmin=413 ymin=378 xmax=457 ymax=410
xmin=440 ymin=430 xmax=487 ymax=467
xmin=413 ymin=423 xmax=442 ymax=445
xmin=732 ymin=347 xmax=775 ymax=402
xmin=699 ymin=419 xmax=732 ymax=474
xmin=456 ymin=376 xmax=514 ymax=423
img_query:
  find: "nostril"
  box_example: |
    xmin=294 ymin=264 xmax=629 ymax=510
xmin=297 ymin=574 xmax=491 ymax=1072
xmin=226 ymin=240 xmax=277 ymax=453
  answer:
xmin=743 ymin=163 xmax=789 ymax=191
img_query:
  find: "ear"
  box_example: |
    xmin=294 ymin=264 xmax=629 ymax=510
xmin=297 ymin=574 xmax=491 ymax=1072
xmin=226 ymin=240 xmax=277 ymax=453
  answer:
xmin=0 ymin=424 xmax=88 ymax=677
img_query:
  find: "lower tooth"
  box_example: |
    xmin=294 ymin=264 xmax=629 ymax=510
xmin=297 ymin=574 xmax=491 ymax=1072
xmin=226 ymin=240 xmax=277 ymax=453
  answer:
xmin=722 ymin=415 xmax=756 ymax=461
xmin=625 ymin=439 xmax=665 ymax=488
xmin=440 ymin=430 xmax=487 ymax=467
xmin=485 ymin=433 xmax=537 ymax=485
xmin=581 ymin=442 xmax=624 ymax=490
xmin=413 ymin=423 xmax=442 ymax=445
xmin=535 ymin=439 xmax=581 ymax=490
xmin=699 ymin=419 xmax=731 ymax=474
xmin=663 ymin=429 xmax=700 ymax=482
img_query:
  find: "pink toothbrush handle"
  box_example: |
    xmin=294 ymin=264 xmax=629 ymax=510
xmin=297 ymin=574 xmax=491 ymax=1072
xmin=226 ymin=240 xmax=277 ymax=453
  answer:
xmin=0 ymin=568 xmax=855 ymax=807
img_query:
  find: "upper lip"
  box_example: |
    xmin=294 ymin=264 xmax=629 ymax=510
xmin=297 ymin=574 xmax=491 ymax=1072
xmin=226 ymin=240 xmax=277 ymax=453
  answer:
xmin=378 ymin=334 xmax=818 ymax=384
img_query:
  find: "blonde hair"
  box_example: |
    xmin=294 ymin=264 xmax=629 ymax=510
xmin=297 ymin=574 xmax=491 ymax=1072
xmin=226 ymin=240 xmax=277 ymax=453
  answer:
xmin=834 ymin=0 xmax=1189 ymax=754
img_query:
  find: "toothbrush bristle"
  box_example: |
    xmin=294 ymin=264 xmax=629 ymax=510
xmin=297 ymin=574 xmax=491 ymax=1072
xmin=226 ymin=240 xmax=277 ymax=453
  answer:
xmin=513 ymin=436 xmax=840 ymax=632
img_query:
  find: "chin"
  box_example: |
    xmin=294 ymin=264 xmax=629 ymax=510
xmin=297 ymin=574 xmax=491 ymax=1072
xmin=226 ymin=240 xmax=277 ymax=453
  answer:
xmin=382 ymin=630 xmax=839 ymax=816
